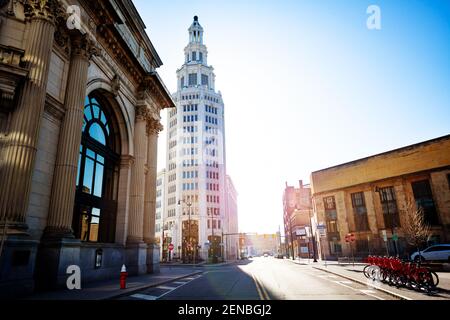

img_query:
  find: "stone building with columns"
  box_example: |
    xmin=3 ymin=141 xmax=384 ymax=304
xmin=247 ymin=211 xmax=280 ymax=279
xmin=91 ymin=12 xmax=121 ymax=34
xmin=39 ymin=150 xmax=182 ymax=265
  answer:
xmin=0 ymin=0 xmax=174 ymax=296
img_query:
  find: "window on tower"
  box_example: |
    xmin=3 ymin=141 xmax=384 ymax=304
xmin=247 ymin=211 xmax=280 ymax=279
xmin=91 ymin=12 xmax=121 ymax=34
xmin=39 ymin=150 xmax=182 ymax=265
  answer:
xmin=192 ymin=51 xmax=197 ymax=61
xmin=201 ymin=74 xmax=208 ymax=87
xmin=188 ymin=73 xmax=197 ymax=86
xmin=180 ymin=76 xmax=185 ymax=88
xmin=199 ymin=52 xmax=203 ymax=62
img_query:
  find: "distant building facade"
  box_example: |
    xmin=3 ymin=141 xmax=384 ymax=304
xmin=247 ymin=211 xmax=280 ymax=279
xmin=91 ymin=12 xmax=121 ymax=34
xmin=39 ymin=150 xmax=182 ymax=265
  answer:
xmin=311 ymin=135 xmax=450 ymax=260
xmin=155 ymin=169 xmax=166 ymax=259
xmin=225 ymin=175 xmax=239 ymax=260
xmin=0 ymin=0 xmax=174 ymax=297
xmin=282 ymin=181 xmax=316 ymax=258
xmin=244 ymin=234 xmax=280 ymax=256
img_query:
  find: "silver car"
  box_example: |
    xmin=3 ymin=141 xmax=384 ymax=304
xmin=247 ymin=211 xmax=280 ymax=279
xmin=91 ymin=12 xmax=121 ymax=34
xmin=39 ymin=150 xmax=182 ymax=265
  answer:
xmin=411 ymin=244 xmax=450 ymax=262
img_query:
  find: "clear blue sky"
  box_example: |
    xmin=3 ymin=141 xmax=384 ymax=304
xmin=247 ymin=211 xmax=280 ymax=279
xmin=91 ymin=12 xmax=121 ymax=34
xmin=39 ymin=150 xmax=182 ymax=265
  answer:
xmin=134 ymin=0 xmax=450 ymax=234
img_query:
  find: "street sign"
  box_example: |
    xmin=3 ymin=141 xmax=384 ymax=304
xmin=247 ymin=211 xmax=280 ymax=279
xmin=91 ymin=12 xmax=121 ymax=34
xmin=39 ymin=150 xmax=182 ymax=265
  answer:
xmin=345 ymin=233 xmax=356 ymax=242
xmin=168 ymin=243 xmax=174 ymax=251
xmin=317 ymin=224 xmax=326 ymax=230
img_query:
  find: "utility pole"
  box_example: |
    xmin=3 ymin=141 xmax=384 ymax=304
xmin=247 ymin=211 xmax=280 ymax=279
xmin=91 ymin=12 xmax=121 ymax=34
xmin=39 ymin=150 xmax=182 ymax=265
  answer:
xmin=161 ymin=220 xmax=165 ymax=262
xmin=308 ymin=207 xmax=318 ymax=263
xmin=221 ymin=229 xmax=224 ymax=262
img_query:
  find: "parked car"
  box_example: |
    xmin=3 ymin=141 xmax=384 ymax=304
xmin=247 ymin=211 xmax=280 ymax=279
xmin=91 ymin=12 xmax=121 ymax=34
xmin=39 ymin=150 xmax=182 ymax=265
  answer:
xmin=410 ymin=244 xmax=450 ymax=262
xmin=263 ymin=253 xmax=268 ymax=257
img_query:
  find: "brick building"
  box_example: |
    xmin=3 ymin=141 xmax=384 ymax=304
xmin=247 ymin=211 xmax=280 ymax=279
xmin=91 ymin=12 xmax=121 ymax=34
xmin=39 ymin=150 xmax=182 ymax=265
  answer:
xmin=283 ymin=181 xmax=317 ymax=258
xmin=310 ymin=135 xmax=450 ymax=260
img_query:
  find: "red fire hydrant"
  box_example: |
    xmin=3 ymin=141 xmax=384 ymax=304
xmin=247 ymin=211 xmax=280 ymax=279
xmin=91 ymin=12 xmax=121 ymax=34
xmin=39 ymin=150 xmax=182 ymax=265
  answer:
xmin=120 ymin=264 xmax=128 ymax=289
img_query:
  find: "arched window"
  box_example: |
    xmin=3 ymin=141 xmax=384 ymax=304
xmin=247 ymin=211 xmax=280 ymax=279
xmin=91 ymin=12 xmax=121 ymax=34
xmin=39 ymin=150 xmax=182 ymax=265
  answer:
xmin=73 ymin=95 xmax=120 ymax=243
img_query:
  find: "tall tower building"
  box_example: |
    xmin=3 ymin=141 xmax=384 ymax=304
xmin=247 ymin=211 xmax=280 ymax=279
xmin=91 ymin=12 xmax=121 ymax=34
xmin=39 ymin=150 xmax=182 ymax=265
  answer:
xmin=164 ymin=16 xmax=227 ymax=261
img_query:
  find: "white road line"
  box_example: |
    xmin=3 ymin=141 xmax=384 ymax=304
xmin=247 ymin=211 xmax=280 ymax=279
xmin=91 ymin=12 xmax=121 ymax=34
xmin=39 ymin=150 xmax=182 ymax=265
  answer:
xmin=157 ymin=285 xmax=178 ymax=290
xmin=333 ymin=281 xmax=385 ymax=300
xmin=130 ymin=293 xmax=158 ymax=300
xmin=156 ymin=274 xmax=203 ymax=300
xmin=360 ymin=289 xmax=385 ymax=300
xmin=129 ymin=274 xmax=203 ymax=301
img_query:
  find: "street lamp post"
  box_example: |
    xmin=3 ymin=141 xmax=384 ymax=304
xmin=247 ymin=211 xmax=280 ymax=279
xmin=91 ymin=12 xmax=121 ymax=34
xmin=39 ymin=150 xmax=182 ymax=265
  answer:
xmin=375 ymin=187 xmax=398 ymax=256
xmin=221 ymin=229 xmax=224 ymax=262
xmin=161 ymin=220 xmax=165 ymax=262
xmin=178 ymin=199 xmax=192 ymax=263
xmin=209 ymin=212 xmax=216 ymax=263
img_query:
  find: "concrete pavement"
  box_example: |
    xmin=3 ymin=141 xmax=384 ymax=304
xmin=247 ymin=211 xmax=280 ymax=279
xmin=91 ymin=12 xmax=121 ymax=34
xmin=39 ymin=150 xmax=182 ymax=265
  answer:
xmin=287 ymin=258 xmax=450 ymax=300
xmin=22 ymin=266 xmax=203 ymax=300
xmin=20 ymin=257 xmax=450 ymax=300
xmin=120 ymin=257 xmax=398 ymax=300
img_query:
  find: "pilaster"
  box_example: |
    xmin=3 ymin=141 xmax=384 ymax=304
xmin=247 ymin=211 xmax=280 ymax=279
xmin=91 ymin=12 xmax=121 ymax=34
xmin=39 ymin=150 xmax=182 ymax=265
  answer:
xmin=126 ymin=104 xmax=149 ymax=243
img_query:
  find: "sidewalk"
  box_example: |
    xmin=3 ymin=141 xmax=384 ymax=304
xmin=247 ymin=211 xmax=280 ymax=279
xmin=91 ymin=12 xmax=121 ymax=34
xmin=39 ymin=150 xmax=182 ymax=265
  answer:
xmin=287 ymin=258 xmax=450 ymax=300
xmin=22 ymin=266 xmax=203 ymax=300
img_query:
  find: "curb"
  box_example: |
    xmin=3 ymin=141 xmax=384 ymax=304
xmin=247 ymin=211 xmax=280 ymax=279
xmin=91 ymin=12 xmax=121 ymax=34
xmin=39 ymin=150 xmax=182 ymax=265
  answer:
xmin=312 ymin=266 xmax=413 ymax=300
xmin=102 ymin=271 xmax=204 ymax=300
xmin=161 ymin=261 xmax=235 ymax=268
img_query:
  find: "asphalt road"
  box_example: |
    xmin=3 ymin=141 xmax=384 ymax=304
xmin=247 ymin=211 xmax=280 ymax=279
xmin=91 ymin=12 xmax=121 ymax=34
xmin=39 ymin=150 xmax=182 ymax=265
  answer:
xmin=120 ymin=257 xmax=398 ymax=300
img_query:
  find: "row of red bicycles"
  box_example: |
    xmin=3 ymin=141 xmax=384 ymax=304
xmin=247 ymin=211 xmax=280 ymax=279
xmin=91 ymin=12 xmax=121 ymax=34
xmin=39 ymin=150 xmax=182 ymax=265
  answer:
xmin=364 ymin=256 xmax=439 ymax=294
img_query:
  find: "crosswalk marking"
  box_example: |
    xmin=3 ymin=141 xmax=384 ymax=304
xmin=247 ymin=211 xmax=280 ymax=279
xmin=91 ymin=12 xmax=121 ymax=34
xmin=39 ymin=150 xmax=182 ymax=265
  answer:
xmin=126 ymin=274 xmax=204 ymax=300
xmin=130 ymin=294 xmax=158 ymax=300
xmin=156 ymin=285 xmax=178 ymax=290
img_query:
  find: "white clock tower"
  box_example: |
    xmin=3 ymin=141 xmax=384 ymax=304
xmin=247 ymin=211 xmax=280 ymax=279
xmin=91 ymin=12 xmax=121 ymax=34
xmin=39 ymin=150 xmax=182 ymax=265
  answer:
xmin=164 ymin=16 xmax=228 ymax=262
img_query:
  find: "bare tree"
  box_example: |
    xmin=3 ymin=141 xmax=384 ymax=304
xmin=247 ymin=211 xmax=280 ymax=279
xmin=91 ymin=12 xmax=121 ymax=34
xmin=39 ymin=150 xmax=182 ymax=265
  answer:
xmin=403 ymin=200 xmax=431 ymax=264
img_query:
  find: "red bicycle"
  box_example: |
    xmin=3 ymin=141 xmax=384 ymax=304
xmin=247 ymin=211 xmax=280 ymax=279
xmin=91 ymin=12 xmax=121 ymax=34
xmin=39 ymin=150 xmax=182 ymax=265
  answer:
xmin=363 ymin=255 xmax=439 ymax=294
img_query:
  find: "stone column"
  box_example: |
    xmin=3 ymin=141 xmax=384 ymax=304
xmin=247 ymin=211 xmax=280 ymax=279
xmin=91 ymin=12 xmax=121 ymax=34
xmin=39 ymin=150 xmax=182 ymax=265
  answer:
xmin=126 ymin=104 xmax=149 ymax=275
xmin=143 ymin=118 xmax=163 ymax=244
xmin=115 ymin=155 xmax=133 ymax=245
xmin=127 ymin=105 xmax=149 ymax=243
xmin=44 ymin=33 xmax=97 ymax=238
xmin=144 ymin=117 xmax=163 ymax=273
xmin=0 ymin=0 xmax=58 ymax=231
